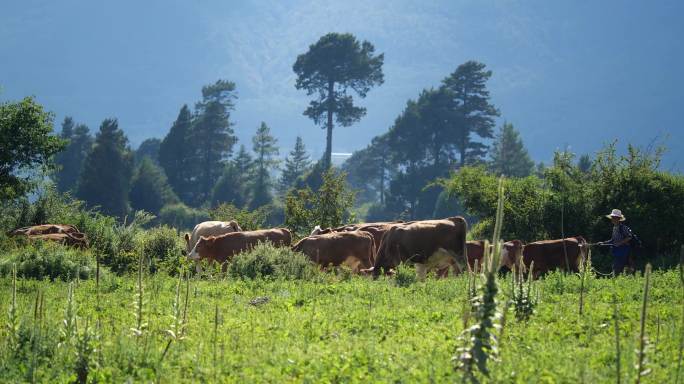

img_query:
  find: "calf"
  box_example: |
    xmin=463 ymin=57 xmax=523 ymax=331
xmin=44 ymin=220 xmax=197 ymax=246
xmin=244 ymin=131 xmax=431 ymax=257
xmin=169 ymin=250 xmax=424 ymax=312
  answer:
xmin=187 ymin=228 xmax=291 ymax=269
xmin=184 ymin=220 xmax=242 ymax=255
xmin=520 ymin=236 xmax=587 ymax=277
xmin=292 ymin=231 xmax=375 ymax=272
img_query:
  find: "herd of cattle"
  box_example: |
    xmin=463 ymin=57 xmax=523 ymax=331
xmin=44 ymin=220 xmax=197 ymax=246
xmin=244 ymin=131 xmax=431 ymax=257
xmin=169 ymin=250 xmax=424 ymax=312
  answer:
xmin=182 ymin=218 xmax=588 ymax=279
xmin=7 ymin=218 xmax=588 ymax=279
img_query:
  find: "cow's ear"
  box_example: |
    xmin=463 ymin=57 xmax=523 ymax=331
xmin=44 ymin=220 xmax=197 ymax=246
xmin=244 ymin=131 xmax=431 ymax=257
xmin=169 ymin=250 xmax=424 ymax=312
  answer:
xmin=184 ymin=233 xmax=190 ymax=245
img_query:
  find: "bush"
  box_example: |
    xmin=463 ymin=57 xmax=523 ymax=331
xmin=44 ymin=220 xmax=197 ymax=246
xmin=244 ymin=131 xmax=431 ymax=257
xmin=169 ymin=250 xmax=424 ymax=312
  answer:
xmin=137 ymin=226 xmax=184 ymax=274
xmin=444 ymin=142 xmax=684 ymax=264
xmin=285 ymin=169 xmax=356 ymax=238
xmin=228 ymin=242 xmax=318 ymax=280
xmin=394 ymin=263 xmax=417 ymax=287
xmin=210 ymin=203 xmax=269 ymax=231
xmin=158 ymin=203 xmax=209 ymax=231
xmin=0 ymin=242 xmax=95 ymax=281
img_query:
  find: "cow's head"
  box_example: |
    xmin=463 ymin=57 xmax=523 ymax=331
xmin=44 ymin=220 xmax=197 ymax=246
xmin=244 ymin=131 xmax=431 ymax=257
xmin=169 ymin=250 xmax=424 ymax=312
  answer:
xmin=187 ymin=236 xmax=209 ymax=261
xmin=500 ymin=240 xmax=522 ymax=270
xmin=229 ymin=221 xmax=242 ymax=232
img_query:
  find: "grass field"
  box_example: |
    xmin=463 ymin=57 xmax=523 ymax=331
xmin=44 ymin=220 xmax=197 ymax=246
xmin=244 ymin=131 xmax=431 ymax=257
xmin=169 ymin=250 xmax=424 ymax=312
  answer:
xmin=0 ymin=260 xmax=682 ymax=383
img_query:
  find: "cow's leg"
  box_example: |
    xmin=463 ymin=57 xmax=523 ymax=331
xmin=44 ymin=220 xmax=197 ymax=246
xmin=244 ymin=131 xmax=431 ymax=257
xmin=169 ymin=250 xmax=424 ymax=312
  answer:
xmin=415 ymin=263 xmax=427 ymax=281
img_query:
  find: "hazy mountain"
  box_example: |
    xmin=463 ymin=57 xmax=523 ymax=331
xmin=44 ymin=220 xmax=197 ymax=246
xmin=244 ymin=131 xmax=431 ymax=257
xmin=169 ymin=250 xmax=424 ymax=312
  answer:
xmin=2 ymin=0 xmax=682 ymax=170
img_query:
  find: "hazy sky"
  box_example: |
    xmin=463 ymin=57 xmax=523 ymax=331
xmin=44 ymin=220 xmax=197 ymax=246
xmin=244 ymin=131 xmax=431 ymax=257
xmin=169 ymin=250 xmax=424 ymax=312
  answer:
xmin=2 ymin=0 xmax=682 ymax=170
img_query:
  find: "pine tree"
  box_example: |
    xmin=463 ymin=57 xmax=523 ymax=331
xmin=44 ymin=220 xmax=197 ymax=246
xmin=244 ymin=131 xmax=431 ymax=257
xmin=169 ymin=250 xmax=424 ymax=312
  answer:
xmin=278 ymin=136 xmax=311 ymax=195
xmin=293 ymin=33 xmax=384 ymax=169
xmin=129 ymin=157 xmax=178 ymax=215
xmin=249 ymin=122 xmax=279 ymax=209
xmin=54 ymin=117 xmax=92 ymax=193
xmin=441 ymin=61 xmax=500 ymax=166
xmin=212 ymin=145 xmax=254 ymax=208
xmin=76 ymin=118 xmax=133 ymax=218
xmin=192 ymin=80 xmax=238 ymax=205
xmin=135 ymin=138 xmax=161 ymax=164
xmin=489 ymin=122 xmax=534 ymax=177
xmin=159 ymin=105 xmax=194 ymax=205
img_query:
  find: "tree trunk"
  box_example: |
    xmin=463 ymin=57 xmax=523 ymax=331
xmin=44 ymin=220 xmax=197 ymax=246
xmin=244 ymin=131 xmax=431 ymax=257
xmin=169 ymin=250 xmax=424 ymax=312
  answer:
xmin=325 ymin=81 xmax=335 ymax=169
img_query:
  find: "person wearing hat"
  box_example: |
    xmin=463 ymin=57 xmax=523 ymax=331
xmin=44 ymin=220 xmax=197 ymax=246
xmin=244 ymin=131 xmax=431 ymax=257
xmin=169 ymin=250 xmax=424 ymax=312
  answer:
xmin=598 ymin=209 xmax=634 ymax=275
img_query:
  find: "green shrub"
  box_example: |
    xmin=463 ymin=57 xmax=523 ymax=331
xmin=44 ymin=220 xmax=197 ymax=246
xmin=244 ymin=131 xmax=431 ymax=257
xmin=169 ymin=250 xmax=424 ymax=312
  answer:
xmin=394 ymin=263 xmax=417 ymax=287
xmin=0 ymin=242 xmax=95 ymax=281
xmin=138 ymin=226 xmax=184 ymax=274
xmin=158 ymin=203 xmax=209 ymax=231
xmin=229 ymin=242 xmax=318 ymax=280
xmin=285 ymin=169 xmax=356 ymax=238
xmin=210 ymin=203 xmax=269 ymax=231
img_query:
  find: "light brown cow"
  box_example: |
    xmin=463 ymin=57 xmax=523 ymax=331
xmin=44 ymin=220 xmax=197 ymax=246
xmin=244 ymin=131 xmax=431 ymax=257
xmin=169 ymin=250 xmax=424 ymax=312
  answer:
xmin=520 ymin=237 xmax=587 ymax=277
xmin=292 ymin=231 xmax=375 ymax=272
xmin=10 ymin=224 xmax=89 ymax=248
xmin=187 ymin=228 xmax=291 ymax=267
xmin=10 ymin=224 xmax=81 ymax=236
xmin=184 ymin=221 xmax=242 ymax=255
xmin=368 ymin=217 xmax=468 ymax=280
xmin=310 ymin=221 xmax=405 ymax=255
xmin=436 ymin=239 xmax=523 ymax=277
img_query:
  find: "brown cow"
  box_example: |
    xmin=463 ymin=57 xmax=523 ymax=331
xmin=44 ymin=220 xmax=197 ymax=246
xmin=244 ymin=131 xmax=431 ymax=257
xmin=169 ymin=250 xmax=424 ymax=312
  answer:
xmin=28 ymin=233 xmax=89 ymax=248
xmin=10 ymin=224 xmax=81 ymax=236
xmin=369 ymin=217 xmax=468 ymax=280
xmin=520 ymin=237 xmax=587 ymax=277
xmin=436 ymin=239 xmax=523 ymax=277
xmin=187 ymin=228 xmax=291 ymax=268
xmin=310 ymin=221 xmax=405 ymax=255
xmin=292 ymin=231 xmax=375 ymax=272
xmin=10 ymin=224 xmax=89 ymax=248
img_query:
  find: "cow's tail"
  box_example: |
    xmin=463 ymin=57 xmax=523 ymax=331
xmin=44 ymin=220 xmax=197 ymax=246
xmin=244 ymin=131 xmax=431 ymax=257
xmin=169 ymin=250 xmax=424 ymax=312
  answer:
xmin=372 ymin=231 xmax=390 ymax=277
xmin=367 ymin=233 xmax=377 ymax=268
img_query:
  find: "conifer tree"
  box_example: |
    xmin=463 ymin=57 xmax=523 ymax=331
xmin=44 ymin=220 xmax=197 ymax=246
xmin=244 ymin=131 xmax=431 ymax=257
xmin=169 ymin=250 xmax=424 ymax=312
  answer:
xmin=129 ymin=157 xmax=178 ymax=214
xmin=278 ymin=136 xmax=311 ymax=195
xmin=76 ymin=118 xmax=133 ymax=218
xmin=293 ymin=33 xmax=384 ymax=169
xmin=212 ymin=145 xmax=254 ymax=208
xmin=192 ymin=80 xmax=238 ymax=205
xmin=159 ymin=105 xmax=194 ymax=204
xmin=54 ymin=117 xmax=92 ymax=193
xmin=250 ymin=122 xmax=279 ymax=209
xmin=441 ymin=61 xmax=499 ymax=166
xmin=135 ymin=138 xmax=161 ymax=164
xmin=489 ymin=122 xmax=534 ymax=177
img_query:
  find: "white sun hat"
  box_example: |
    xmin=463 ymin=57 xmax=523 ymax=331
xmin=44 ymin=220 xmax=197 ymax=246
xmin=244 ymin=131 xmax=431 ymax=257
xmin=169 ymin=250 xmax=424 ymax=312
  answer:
xmin=606 ymin=209 xmax=626 ymax=221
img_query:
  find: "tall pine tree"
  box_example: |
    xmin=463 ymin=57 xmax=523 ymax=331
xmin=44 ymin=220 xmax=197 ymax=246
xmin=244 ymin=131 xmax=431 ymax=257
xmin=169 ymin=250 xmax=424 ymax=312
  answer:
xmin=250 ymin=122 xmax=279 ymax=209
xmin=54 ymin=117 xmax=92 ymax=193
xmin=278 ymin=136 xmax=311 ymax=196
xmin=293 ymin=33 xmax=384 ymax=169
xmin=77 ymin=118 xmax=133 ymax=218
xmin=489 ymin=122 xmax=534 ymax=177
xmin=159 ymin=105 xmax=194 ymax=204
xmin=441 ymin=61 xmax=499 ymax=166
xmin=191 ymin=80 xmax=238 ymax=205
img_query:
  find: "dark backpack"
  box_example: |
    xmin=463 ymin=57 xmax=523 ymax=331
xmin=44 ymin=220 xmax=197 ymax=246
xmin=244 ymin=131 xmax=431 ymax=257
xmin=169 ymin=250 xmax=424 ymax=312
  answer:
xmin=620 ymin=224 xmax=642 ymax=248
